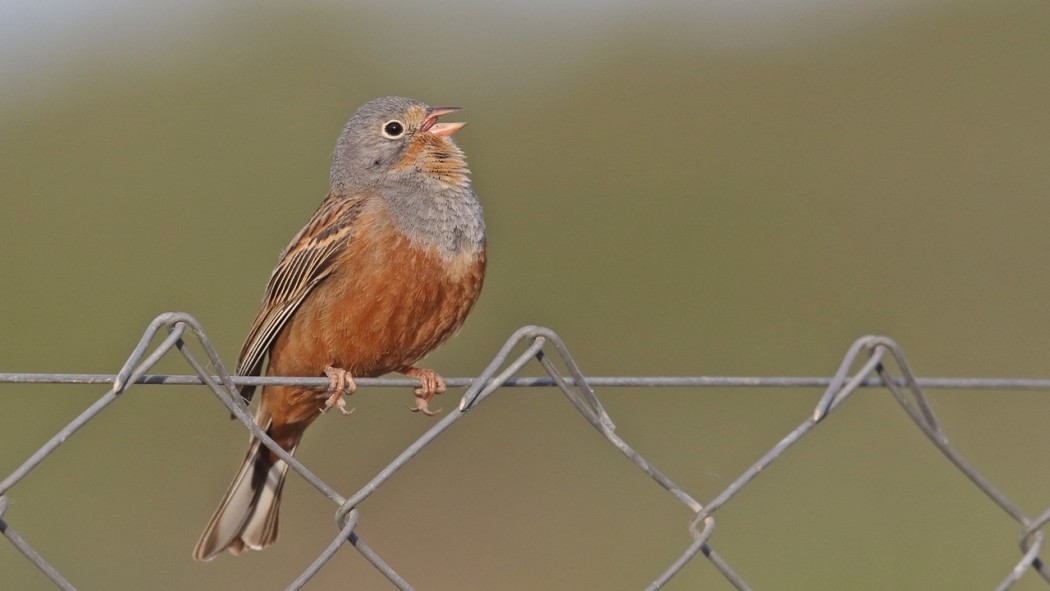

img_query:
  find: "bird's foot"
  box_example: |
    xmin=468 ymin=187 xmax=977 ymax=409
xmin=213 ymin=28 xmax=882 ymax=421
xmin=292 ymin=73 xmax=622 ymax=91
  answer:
xmin=401 ymin=367 xmax=446 ymax=416
xmin=321 ymin=366 xmax=356 ymax=415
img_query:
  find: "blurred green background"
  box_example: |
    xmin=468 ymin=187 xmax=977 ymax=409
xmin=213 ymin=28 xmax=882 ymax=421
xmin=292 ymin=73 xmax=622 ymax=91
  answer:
xmin=2 ymin=0 xmax=1050 ymax=589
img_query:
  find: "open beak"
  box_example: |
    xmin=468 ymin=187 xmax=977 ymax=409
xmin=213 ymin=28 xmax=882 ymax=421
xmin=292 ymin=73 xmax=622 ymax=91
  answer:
xmin=421 ymin=106 xmax=466 ymax=136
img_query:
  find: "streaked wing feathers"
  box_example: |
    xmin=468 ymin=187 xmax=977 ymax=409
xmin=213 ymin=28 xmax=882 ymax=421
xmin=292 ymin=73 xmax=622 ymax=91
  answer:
xmin=234 ymin=193 xmax=367 ymax=402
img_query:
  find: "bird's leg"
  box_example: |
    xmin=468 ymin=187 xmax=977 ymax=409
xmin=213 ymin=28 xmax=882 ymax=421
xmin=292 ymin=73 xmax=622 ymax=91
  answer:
xmin=321 ymin=366 xmax=356 ymax=415
xmin=400 ymin=367 xmax=446 ymax=416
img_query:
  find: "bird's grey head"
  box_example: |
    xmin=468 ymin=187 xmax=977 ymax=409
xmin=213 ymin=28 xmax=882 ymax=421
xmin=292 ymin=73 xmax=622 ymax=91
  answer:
xmin=330 ymin=96 xmax=468 ymax=194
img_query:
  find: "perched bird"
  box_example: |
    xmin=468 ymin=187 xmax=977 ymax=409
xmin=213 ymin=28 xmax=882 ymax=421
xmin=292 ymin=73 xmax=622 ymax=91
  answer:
xmin=193 ymin=96 xmax=486 ymax=561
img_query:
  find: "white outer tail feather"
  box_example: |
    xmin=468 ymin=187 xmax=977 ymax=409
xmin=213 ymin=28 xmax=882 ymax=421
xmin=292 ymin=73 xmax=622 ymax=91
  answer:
xmin=193 ymin=418 xmax=297 ymax=561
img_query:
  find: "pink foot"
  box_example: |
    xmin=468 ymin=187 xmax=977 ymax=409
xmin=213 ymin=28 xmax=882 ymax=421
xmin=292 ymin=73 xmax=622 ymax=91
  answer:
xmin=401 ymin=367 xmax=446 ymax=416
xmin=321 ymin=366 xmax=356 ymax=415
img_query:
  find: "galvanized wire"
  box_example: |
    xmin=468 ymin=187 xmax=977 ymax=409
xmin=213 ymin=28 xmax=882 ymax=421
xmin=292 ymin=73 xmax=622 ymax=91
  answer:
xmin=2 ymin=311 xmax=1049 ymax=590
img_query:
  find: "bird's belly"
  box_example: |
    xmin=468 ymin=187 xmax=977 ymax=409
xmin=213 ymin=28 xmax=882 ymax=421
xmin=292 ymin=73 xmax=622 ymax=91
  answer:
xmin=267 ymin=220 xmax=485 ymax=380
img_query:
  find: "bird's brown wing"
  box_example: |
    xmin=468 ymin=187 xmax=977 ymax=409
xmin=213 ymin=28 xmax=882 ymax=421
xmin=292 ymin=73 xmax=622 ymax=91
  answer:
xmin=235 ymin=192 xmax=369 ymax=402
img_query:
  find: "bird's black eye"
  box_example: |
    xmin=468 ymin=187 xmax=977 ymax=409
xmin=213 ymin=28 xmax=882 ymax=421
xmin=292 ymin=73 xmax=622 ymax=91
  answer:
xmin=382 ymin=120 xmax=405 ymax=138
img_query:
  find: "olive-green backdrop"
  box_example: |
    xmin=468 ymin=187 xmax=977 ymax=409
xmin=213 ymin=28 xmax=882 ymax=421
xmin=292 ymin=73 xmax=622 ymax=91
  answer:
xmin=2 ymin=1 xmax=1049 ymax=589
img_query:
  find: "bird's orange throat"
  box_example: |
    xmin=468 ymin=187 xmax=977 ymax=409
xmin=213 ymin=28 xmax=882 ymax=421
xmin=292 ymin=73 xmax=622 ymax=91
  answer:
xmin=393 ymin=133 xmax=470 ymax=188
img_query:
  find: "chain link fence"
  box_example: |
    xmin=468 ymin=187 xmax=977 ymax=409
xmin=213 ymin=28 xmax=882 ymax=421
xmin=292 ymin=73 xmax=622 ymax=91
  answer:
xmin=2 ymin=312 xmax=1049 ymax=590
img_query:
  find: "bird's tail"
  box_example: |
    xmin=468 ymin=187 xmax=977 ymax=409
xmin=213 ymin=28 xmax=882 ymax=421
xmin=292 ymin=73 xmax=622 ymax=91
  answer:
xmin=193 ymin=414 xmax=299 ymax=561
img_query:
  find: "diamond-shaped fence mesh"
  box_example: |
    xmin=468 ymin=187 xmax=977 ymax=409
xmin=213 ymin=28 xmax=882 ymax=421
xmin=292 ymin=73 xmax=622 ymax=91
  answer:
xmin=2 ymin=312 xmax=1049 ymax=590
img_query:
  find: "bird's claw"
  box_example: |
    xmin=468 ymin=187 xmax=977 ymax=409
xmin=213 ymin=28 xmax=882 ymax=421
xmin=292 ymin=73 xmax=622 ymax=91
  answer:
xmin=409 ymin=392 xmax=442 ymax=416
xmin=321 ymin=366 xmax=356 ymax=416
xmin=323 ymin=394 xmax=355 ymax=415
xmin=402 ymin=367 xmax=446 ymax=417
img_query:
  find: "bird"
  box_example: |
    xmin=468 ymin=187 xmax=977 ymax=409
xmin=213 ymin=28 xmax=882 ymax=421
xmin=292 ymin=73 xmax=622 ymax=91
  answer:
xmin=193 ymin=96 xmax=486 ymax=561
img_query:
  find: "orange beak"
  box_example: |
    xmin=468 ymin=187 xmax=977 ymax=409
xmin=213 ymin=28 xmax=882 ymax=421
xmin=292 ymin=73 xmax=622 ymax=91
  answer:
xmin=421 ymin=106 xmax=466 ymax=136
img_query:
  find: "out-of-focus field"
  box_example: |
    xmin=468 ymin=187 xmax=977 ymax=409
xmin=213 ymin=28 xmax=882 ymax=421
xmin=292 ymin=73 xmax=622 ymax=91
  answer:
xmin=2 ymin=1 xmax=1049 ymax=589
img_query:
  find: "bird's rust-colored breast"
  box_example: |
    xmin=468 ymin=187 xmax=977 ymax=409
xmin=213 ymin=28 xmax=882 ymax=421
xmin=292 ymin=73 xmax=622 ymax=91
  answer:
xmin=266 ymin=202 xmax=485 ymax=381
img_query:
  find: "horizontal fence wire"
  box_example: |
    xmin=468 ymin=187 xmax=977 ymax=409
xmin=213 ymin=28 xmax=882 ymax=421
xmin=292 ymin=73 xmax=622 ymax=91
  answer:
xmin=1 ymin=311 xmax=1049 ymax=590
xmin=7 ymin=374 xmax=1050 ymax=390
